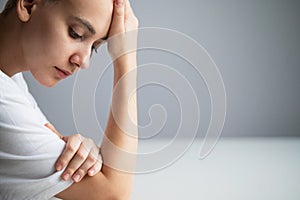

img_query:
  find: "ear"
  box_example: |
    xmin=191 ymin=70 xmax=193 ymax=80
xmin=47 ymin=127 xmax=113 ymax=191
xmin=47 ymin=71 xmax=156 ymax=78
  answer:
xmin=16 ymin=0 xmax=39 ymax=22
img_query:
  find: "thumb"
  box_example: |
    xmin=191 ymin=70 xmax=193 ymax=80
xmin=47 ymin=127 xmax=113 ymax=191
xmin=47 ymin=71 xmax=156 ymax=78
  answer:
xmin=44 ymin=123 xmax=63 ymax=139
xmin=62 ymin=136 xmax=69 ymax=143
xmin=109 ymin=0 xmax=126 ymax=37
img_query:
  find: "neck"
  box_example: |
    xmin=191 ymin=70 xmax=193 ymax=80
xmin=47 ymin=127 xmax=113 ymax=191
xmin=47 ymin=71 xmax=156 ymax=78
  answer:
xmin=0 ymin=12 xmax=27 ymax=77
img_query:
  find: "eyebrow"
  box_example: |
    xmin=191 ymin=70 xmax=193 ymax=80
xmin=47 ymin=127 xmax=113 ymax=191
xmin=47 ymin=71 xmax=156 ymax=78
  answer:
xmin=73 ymin=17 xmax=108 ymax=40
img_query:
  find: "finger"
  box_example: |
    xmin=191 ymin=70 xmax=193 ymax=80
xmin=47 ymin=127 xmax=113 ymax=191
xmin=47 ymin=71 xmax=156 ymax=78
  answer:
xmin=72 ymin=154 xmax=97 ymax=182
xmin=62 ymin=143 xmax=90 ymax=181
xmin=88 ymin=154 xmax=103 ymax=177
xmin=109 ymin=0 xmax=125 ymax=36
xmin=88 ymin=148 xmax=103 ymax=176
xmin=124 ymin=0 xmax=138 ymax=32
xmin=124 ymin=0 xmax=130 ymax=29
xmin=44 ymin=123 xmax=63 ymax=139
xmin=55 ymin=134 xmax=81 ymax=171
xmin=71 ymin=146 xmax=99 ymax=182
xmin=125 ymin=0 xmax=132 ymax=18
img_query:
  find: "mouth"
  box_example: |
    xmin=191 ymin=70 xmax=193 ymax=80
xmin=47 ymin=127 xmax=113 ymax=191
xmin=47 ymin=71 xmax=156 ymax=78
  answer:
xmin=55 ymin=66 xmax=72 ymax=79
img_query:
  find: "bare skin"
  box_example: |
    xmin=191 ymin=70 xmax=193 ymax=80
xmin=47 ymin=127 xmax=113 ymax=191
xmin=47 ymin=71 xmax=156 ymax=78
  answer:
xmin=0 ymin=0 xmax=138 ymax=199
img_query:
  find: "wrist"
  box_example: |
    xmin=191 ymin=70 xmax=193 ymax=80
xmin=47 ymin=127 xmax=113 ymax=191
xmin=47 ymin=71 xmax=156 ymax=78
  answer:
xmin=113 ymin=52 xmax=137 ymax=75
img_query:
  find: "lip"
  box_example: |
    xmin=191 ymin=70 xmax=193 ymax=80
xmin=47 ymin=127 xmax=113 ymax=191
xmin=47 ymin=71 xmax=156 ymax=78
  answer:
xmin=55 ymin=66 xmax=72 ymax=79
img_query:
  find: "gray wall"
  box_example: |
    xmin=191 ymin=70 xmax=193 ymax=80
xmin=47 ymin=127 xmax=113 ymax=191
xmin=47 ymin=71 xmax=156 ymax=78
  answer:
xmin=1 ymin=0 xmax=300 ymax=138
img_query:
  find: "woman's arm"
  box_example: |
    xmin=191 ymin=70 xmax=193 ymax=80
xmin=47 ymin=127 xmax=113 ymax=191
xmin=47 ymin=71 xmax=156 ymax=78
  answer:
xmin=55 ymin=0 xmax=138 ymax=199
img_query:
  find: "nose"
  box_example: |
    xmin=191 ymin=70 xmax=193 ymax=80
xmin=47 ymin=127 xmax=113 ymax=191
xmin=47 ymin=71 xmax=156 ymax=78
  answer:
xmin=69 ymin=47 xmax=91 ymax=69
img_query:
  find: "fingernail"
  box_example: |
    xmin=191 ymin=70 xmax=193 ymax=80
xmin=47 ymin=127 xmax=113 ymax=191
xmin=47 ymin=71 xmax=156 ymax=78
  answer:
xmin=56 ymin=164 xmax=62 ymax=171
xmin=73 ymin=174 xmax=81 ymax=182
xmin=89 ymin=169 xmax=95 ymax=176
xmin=115 ymin=0 xmax=123 ymax=6
xmin=63 ymin=173 xmax=70 ymax=181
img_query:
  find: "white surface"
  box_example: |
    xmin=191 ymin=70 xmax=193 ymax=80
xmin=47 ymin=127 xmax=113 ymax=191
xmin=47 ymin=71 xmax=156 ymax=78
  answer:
xmin=132 ymin=137 xmax=300 ymax=200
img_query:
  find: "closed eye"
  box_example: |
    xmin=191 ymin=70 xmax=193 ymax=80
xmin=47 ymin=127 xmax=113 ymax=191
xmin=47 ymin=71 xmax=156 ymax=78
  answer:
xmin=69 ymin=27 xmax=83 ymax=40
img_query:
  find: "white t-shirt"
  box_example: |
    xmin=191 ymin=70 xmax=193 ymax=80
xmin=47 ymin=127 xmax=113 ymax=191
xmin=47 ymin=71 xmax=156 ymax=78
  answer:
xmin=0 ymin=71 xmax=73 ymax=200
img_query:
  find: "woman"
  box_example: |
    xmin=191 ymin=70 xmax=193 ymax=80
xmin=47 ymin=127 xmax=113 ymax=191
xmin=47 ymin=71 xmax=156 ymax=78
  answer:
xmin=0 ymin=0 xmax=138 ymax=199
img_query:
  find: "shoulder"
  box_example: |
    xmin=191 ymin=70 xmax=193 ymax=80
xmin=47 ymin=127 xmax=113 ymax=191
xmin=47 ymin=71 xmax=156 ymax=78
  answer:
xmin=0 ymin=71 xmax=44 ymax=126
xmin=0 ymin=71 xmax=29 ymax=103
xmin=0 ymin=72 xmax=72 ymax=199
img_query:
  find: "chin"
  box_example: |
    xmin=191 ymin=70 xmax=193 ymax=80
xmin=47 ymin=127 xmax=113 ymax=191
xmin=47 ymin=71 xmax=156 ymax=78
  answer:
xmin=30 ymin=70 xmax=59 ymax=87
xmin=37 ymin=77 xmax=59 ymax=88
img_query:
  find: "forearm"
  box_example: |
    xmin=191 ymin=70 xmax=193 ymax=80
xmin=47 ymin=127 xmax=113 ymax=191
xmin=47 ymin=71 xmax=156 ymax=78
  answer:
xmin=100 ymin=52 xmax=138 ymax=199
xmin=105 ymin=53 xmax=138 ymax=150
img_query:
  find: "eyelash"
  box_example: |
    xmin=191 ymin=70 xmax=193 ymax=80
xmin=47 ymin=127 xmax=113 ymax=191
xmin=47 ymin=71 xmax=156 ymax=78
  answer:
xmin=69 ymin=27 xmax=82 ymax=39
xmin=69 ymin=27 xmax=98 ymax=54
xmin=92 ymin=45 xmax=98 ymax=54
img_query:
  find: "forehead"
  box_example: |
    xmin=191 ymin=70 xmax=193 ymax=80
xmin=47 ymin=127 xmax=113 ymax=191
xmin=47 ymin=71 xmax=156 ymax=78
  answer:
xmin=56 ymin=0 xmax=113 ymax=36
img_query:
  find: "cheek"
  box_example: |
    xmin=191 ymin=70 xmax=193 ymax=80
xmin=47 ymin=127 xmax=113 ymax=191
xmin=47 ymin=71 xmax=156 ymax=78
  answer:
xmin=21 ymin=19 xmax=70 ymax=67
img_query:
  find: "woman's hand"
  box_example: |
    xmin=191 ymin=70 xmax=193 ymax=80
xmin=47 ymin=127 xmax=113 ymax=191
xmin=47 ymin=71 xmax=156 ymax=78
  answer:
xmin=45 ymin=123 xmax=102 ymax=183
xmin=108 ymin=0 xmax=139 ymax=62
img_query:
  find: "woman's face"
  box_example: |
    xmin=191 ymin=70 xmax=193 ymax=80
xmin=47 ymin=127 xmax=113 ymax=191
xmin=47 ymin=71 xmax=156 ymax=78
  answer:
xmin=20 ymin=0 xmax=113 ymax=87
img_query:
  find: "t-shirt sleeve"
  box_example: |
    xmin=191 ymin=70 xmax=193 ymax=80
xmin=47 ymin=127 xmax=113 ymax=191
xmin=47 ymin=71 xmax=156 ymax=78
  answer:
xmin=0 ymin=87 xmax=73 ymax=199
xmin=14 ymin=72 xmax=50 ymax=125
xmin=28 ymin=92 xmax=50 ymax=125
